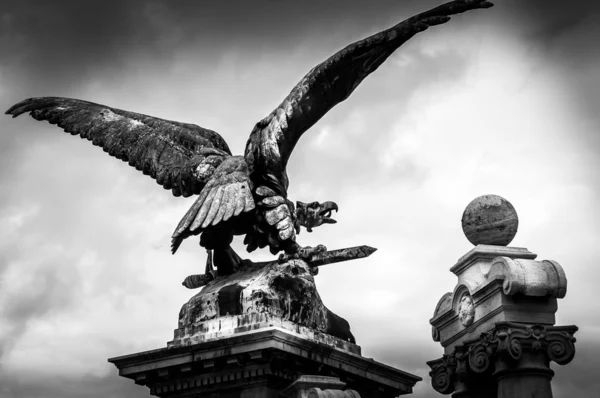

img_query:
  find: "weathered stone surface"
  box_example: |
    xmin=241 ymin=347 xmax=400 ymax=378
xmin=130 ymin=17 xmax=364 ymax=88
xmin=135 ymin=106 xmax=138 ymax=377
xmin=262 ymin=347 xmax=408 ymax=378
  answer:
xmin=457 ymin=294 xmax=474 ymax=327
xmin=431 ymin=245 xmax=568 ymax=351
xmin=307 ymin=389 xmax=361 ymax=398
xmin=427 ymin=322 xmax=577 ymax=397
xmin=461 ymin=194 xmax=519 ymax=246
xmin=487 ymin=256 xmax=567 ymax=298
xmin=170 ymin=313 xmax=360 ymax=354
xmin=110 ymin=328 xmax=422 ymax=398
xmin=281 ymin=375 xmax=352 ymax=398
xmin=172 ymin=258 xmax=356 ymax=347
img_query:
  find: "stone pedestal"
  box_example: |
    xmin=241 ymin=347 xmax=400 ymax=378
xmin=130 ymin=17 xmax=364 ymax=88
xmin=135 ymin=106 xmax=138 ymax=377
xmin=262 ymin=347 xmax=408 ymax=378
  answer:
xmin=427 ymin=244 xmax=577 ymax=398
xmin=109 ymin=321 xmax=421 ymax=397
xmin=109 ymin=258 xmax=420 ymax=397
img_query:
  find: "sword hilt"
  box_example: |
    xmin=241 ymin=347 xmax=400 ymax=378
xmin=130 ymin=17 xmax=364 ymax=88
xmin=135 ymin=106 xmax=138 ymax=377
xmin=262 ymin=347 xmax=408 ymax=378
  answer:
xmin=182 ymin=271 xmax=215 ymax=289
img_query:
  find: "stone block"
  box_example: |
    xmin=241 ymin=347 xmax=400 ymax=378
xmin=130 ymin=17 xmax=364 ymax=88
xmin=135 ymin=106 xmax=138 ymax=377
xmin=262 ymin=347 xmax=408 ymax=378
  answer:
xmin=109 ymin=327 xmax=421 ymax=397
xmin=431 ymin=245 xmax=568 ymax=352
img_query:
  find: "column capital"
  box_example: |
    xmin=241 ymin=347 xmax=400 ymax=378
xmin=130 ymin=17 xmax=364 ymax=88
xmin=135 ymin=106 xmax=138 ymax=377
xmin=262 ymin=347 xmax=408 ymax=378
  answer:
xmin=427 ymin=322 xmax=578 ymax=395
xmin=472 ymin=322 xmax=577 ymax=369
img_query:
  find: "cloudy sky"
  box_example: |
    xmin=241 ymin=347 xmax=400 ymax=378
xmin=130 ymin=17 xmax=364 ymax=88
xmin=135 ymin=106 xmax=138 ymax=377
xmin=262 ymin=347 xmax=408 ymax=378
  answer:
xmin=1 ymin=0 xmax=599 ymax=397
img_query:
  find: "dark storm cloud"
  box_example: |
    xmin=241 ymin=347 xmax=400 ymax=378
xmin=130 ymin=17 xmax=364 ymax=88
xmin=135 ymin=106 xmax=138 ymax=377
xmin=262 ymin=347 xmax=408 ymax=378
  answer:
xmin=502 ymin=0 xmax=600 ymax=69
xmin=0 ymin=262 xmax=81 ymax=360
xmin=502 ymin=0 xmax=598 ymax=36
xmin=0 ymin=0 xmax=490 ymax=194
xmin=0 ymin=371 xmax=148 ymax=398
xmin=5 ymin=0 xmax=596 ymax=104
xmin=0 ymin=0 xmax=476 ymax=93
xmin=552 ymin=335 xmax=600 ymax=396
xmin=499 ymin=0 xmax=600 ymax=145
xmin=362 ymin=334 xmax=600 ymax=397
xmin=0 ymin=138 xmax=160 ymax=364
xmin=1 ymin=1 xmax=135 ymax=91
xmin=0 ymin=0 xmax=488 ymax=171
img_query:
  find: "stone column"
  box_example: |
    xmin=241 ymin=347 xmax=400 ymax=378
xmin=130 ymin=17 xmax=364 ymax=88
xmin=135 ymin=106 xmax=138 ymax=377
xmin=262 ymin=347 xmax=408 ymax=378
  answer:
xmin=427 ymin=195 xmax=578 ymax=398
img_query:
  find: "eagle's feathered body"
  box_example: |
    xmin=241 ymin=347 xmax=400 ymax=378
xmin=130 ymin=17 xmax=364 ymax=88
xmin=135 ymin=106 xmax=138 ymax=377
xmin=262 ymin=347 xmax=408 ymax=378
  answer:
xmin=5 ymin=0 xmax=493 ymax=273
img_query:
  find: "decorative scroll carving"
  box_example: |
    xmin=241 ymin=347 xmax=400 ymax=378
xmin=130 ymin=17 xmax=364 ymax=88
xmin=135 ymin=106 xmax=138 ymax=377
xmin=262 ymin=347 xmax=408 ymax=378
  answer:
xmin=487 ymin=257 xmax=567 ymax=298
xmin=428 ymin=322 xmax=577 ymax=394
xmin=493 ymin=323 xmax=577 ymax=364
xmin=544 ymin=327 xmax=578 ymax=365
xmin=427 ymin=355 xmax=456 ymax=395
xmin=467 ymin=342 xmax=492 ymax=373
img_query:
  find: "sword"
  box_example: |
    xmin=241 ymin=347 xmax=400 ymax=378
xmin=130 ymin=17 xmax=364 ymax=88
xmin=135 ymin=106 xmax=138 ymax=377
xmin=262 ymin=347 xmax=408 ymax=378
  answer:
xmin=182 ymin=245 xmax=377 ymax=289
xmin=307 ymin=245 xmax=377 ymax=267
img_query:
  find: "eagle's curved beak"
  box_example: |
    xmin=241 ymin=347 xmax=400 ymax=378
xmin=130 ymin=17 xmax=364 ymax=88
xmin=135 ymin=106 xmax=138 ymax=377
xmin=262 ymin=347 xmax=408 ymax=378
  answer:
xmin=296 ymin=200 xmax=338 ymax=232
xmin=317 ymin=201 xmax=338 ymax=225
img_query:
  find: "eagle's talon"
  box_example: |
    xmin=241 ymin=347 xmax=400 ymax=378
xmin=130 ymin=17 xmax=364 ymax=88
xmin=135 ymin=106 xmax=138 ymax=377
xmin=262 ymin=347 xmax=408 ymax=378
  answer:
xmin=315 ymin=244 xmax=327 ymax=254
xmin=278 ymin=252 xmax=299 ymax=263
xmin=292 ymin=244 xmax=327 ymax=262
xmin=279 ymin=244 xmax=327 ymax=264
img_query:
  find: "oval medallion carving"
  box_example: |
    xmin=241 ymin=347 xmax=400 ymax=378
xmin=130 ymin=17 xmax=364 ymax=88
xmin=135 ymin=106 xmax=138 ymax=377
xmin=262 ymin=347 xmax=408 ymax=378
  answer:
xmin=458 ymin=294 xmax=475 ymax=327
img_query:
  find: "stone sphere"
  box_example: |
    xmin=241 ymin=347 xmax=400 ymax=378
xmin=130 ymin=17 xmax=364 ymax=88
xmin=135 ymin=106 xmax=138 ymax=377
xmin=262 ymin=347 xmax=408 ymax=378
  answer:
xmin=461 ymin=195 xmax=518 ymax=246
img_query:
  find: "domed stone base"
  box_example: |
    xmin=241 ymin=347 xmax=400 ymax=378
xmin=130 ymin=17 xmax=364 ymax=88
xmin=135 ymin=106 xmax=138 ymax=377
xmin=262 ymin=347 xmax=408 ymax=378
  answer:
xmin=170 ymin=258 xmax=356 ymax=348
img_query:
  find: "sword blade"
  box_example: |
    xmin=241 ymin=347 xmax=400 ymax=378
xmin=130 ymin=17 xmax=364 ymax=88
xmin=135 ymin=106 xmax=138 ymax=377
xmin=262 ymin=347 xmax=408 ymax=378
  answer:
xmin=308 ymin=245 xmax=377 ymax=267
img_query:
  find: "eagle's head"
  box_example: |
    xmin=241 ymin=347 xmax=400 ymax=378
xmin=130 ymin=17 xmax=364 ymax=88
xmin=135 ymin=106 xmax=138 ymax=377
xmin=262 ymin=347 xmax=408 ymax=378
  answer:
xmin=295 ymin=201 xmax=338 ymax=232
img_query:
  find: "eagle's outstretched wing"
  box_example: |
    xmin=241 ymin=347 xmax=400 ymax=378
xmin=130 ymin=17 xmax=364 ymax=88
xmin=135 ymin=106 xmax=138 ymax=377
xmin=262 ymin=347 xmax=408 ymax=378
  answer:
xmin=6 ymin=97 xmax=231 ymax=197
xmin=244 ymin=0 xmax=492 ymax=189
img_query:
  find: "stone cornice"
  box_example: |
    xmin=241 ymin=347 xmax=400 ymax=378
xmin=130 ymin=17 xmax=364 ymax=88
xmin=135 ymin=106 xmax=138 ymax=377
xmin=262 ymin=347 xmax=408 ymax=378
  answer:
xmin=109 ymin=326 xmax=422 ymax=396
xmin=450 ymin=245 xmax=537 ymax=276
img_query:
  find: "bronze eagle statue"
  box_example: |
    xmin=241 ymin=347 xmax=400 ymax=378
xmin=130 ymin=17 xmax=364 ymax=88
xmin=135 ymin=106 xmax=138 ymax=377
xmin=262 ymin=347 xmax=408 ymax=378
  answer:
xmin=5 ymin=1 xmax=492 ymax=277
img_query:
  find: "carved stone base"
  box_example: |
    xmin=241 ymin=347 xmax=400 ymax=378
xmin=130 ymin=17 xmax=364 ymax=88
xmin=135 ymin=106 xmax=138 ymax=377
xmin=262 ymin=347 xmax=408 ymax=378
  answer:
xmin=172 ymin=258 xmax=355 ymax=346
xmin=109 ymin=327 xmax=421 ymax=397
xmin=427 ymin=322 xmax=577 ymax=398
